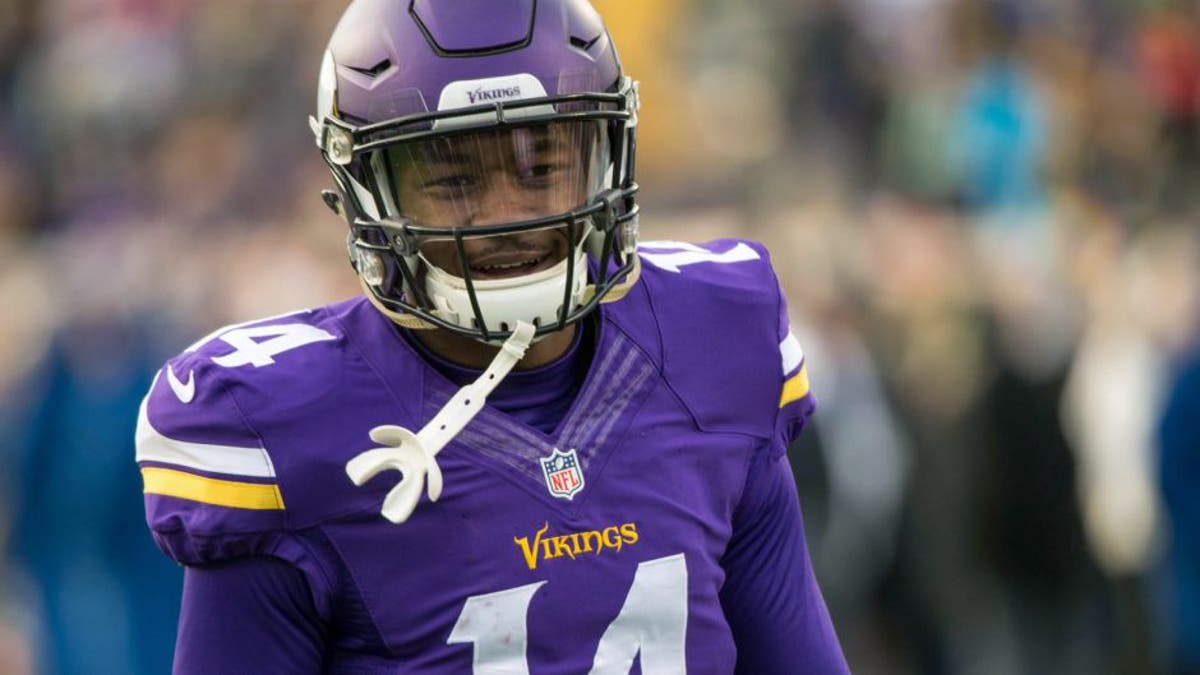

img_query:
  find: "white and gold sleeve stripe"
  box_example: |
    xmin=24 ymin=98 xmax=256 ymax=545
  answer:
xmin=779 ymin=330 xmax=811 ymax=408
xmin=135 ymin=396 xmax=284 ymax=510
xmin=140 ymin=467 xmax=284 ymax=510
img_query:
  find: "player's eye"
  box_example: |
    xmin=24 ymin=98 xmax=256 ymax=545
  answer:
xmin=423 ymin=174 xmax=478 ymax=194
xmin=519 ymin=162 xmax=565 ymax=186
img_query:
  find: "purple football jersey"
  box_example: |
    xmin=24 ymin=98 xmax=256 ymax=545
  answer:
xmin=136 ymin=239 xmax=845 ymax=674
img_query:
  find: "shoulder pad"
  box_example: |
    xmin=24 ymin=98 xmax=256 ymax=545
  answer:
xmin=136 ymin=307 xmax=350 ymax=565
xmin=619 ymin=239 xmax=786 ymax=439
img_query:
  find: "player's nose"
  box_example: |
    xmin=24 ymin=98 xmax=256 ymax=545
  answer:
xmin=468 ymin=175 xmax=540 ymax=226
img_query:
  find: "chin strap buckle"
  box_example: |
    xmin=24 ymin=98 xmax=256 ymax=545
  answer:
xmin=345 ymin=321 xmax=537 ymax=523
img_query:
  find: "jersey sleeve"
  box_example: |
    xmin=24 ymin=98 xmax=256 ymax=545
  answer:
xmin=720 ymin=446 xmax=849 ymax=674
xmin=175 ymin=557 xmax=327 ymax=674
xmin=135 ymin=350 xmax=288 ymax=567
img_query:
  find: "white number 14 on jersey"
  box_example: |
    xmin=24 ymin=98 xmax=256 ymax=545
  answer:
xmin=448 ymin=553 xmax=688 ymax=674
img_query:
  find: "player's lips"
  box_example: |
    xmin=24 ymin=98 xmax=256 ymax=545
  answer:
xmin=468 ymin=251 xmax=555 ymax=280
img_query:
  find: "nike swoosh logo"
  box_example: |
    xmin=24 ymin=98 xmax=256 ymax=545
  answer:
xmin=166 ymin=366 xmax=196 ymax=404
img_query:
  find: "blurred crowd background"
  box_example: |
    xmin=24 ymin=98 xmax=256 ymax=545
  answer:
xmin=0 ymin=0 xmax=1197 ymax=673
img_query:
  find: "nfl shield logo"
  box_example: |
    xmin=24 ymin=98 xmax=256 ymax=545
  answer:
xmin=539 ymin=448 xmax=585 ymax=500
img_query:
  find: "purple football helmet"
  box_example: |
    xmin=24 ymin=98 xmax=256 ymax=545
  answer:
xmin=312 ymin=0 xmax=641 ymax=343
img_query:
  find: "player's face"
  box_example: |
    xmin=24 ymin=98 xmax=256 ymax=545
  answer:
xmin=390 ymin=123 xmax=594 ymax=280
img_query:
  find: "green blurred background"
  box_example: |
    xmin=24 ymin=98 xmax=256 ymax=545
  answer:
xmin=0 ymin=0 xmax=1198 ymax=673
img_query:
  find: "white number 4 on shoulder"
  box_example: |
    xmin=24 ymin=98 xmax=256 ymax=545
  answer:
xmin=208 ymin=323 xmax=337 ymax=368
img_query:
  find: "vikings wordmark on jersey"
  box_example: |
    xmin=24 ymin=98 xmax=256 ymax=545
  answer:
xmin=513 ymin=521 xmax=639 ymax=571
xmin=137 ymin=240 xmax=834 ymax=673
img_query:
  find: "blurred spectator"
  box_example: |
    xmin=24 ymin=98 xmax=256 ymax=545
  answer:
xmin=1136 ymin=1 xmax=1200 ymax=214
xmin=1 ymin=222 xmax=185 ymax=674
xmin=948 ymin=2 xmax=1050 ymax=216
xmin=788 ymin=313 xmax=911 ymax=675
xmin=783 ymin=1 xmax=888 ymax=195
xmin=1160 ymin=343 xmax=1200 ymax=675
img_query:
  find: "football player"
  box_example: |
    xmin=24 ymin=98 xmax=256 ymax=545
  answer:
xmin=135 ymin=0 xmax=850 ymax=672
